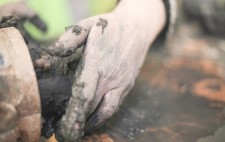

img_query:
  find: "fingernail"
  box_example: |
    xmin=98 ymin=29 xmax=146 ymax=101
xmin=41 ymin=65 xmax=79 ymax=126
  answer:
xmin=84 ymin=115 xmax=104 ymax=135
xmin=30 ymin=15 xmax=47 ymax=32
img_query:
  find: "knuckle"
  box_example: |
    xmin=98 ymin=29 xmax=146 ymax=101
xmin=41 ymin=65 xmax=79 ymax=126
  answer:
xmin=100 ymin=107 xmax=115 ymax=119
xmin=128 ymin=80 xmax=135 ymax=89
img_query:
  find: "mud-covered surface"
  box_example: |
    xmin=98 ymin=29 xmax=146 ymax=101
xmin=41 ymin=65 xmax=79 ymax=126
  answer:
xmin=0 ymin=16 xmax=20 ymax=29
xmin=35 ymin=51 xmax=80 ymax=139
xmin=39 ymin=77 xmax=73 ymax=138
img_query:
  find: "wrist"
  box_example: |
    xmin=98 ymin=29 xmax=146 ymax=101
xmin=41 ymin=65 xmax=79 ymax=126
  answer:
xmin=113 ymin=0 xmax=166 ymax=44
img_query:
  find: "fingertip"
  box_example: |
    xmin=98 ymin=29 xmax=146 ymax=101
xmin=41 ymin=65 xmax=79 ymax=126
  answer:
xmin=84 ymin=88 xmax=126 ymax=135
xmin=29 ymin=15 xmax=47 ymax=32
xmin=84 ymin=114 xmax=105 ymax=136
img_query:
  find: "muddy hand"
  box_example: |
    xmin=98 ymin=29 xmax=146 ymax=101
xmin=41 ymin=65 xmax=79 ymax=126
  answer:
xmin=0 ymin=1 xmax=47 ymax=32
xmin=46 ymin=0 xmax=166 ymax=141
xmin=44 ymin=17 xmax=96 ymax=57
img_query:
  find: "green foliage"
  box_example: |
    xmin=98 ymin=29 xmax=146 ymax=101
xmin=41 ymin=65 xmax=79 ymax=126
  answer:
xmin=25 ymin=0 xmax=73 ymax=40
xmin=0 ymin=0 xmax=117 ymax=40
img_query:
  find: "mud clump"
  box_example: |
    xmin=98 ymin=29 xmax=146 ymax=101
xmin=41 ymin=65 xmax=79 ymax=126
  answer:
xmin=0 ymin=16 xmax=20 ymax=29
xmin=38 ymin=76 xmax=73 ymax=139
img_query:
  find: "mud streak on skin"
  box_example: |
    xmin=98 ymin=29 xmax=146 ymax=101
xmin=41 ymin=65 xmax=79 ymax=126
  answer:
xmin=65 ymin=25 xmax=74 ymax=31
xmin=72 ymin=25 xmax=83 ymax=35
xmin=96 ymin=18 xmax=108 ymax=34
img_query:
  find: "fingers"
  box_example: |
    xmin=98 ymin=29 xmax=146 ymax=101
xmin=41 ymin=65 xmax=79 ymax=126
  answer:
xmin=0 ymin=2 xmax=47 ymax=32
xmin=87 ymin=82 xmax=134 ymax=121
xmin=33 ymin=55 xmax=51 ymax=70
xmin=84 ymin=87 xmax=127 ymax=134
xmin=10 ymin=2 xmax=36 ymax=19
xmin=0 ymin=2 xmax=33 ymax=18
xmin=28 ymin=15 xmax=47 ymax=32
xmin=86 ymin=86 xmax=108 ymax=117
xmin=44 ymin=17 xmax=96 ymax=57
xmin=15 ymin=2 xmax=47 ymax=32
xmin=61 ymin=57 xmax=99 ymax=141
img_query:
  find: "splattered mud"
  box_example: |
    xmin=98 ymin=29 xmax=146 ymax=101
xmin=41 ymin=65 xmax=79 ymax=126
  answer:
xmin=72 ymin=25 xmax=83 ymax=35
xmin=96 ymin=18 xmax=108 ymax=34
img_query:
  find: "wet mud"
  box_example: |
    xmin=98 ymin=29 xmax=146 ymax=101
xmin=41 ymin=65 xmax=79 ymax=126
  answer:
xmin=96 ymin=18 xmax=108 ymax=34
xmin=38 ymin=77 xmax=73 ymax=138
xmin=72 ymin=25 xmax=83 ymax=35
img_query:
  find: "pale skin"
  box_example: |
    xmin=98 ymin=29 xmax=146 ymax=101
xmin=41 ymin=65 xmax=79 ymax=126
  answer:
xmin=0 ymin=2 xmax=36 ymax=18
xmin=0 ymin=0 xmax=166 ymax=141
xmin=47 ymin=0 xmax=166 ymax=141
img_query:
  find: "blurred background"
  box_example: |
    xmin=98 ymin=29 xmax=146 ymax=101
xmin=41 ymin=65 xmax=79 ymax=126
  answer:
xmin=1 ymin=0 xmax=225 ymax=142
xmin=0 ymin=0 xmax=117 ymax=40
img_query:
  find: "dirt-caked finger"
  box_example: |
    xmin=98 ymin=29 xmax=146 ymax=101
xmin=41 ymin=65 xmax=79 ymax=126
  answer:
xmin=44 ymin=17 xmax=96 ymax=57
xmin=61 ymin=56 xmax=99 ymax=141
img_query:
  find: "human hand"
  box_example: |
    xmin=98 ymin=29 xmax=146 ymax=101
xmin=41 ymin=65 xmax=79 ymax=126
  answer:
xmin=44 ymin=0 xmax=166 ymax=141
xmin=0 ymin=1 xmax=47 ymax=32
